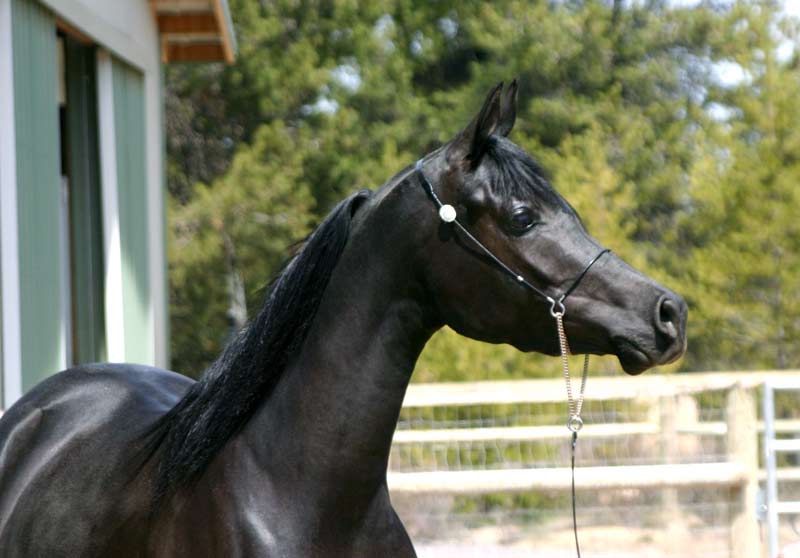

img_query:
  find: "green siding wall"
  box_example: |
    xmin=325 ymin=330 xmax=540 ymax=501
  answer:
xmin=112 ymin=58 xmax=152 ymax=364
xmin=12 ymin=0 xmax=64 ymax=390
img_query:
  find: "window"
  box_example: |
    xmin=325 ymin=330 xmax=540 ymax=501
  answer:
xmin=58 ymin=32 xmax=106 ymax=364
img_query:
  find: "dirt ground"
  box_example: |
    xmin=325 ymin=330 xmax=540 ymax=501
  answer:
xmin=409 ymin=515 xmax=800 ymax=558
xmin=413 ymin=520 xmax=732 ymax=558
xmin=394 ymin=491 xmax=800 ymax=558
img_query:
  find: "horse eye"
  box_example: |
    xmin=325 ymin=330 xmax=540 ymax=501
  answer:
xmin=509 ymin=208 xmax=536 ymax=232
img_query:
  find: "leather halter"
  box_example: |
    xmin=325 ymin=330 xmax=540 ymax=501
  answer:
xmin=415 ymin=159 xmax=610 ymax=314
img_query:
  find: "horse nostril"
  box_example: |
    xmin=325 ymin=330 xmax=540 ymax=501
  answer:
xmin=656 ymin=295 xmax=680 ymax=340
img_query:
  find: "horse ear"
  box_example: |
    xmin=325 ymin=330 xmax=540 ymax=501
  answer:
xmin=448 ymin=82 xmax=504 ymax=167
xmin=495 ymin=78 xmax=518 ymax=137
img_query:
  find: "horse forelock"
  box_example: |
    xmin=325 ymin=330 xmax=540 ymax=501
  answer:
xmin=482 ymin=137 xmax=573 ymax=214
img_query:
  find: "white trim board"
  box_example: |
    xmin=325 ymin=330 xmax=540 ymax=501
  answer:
xmin=146 ymin=67 xmax=167 ymax=369
xmin=0 ymin=0 xmax=22 ymax=408
xmin=96 ymin=49 xmax=126 ymax=362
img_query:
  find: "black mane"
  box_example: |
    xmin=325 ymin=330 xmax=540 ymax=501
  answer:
xmin=148 ymin=189 xmax=371 ymax=502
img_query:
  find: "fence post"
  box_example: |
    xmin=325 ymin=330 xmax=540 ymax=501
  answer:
xmin=659 ymin=393 xmax=682 ymax=531
xmin=727 ymin=383 xmax=759 ymax=558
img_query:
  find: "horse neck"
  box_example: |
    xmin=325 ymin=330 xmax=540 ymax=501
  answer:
xmin=240 ymin=182 xmax=438 ymax=506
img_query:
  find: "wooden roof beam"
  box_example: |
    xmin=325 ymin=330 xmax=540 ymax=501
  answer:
xmin=152 ymin=0 xmax=236 ymax=63
xmin=163 ymin=42 xmax=226 ymax=63
xmin=156 ymin=13 xmax=218 ymax=34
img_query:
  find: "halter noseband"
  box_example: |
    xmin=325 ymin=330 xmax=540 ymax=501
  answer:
xmin=415 ymin=159 xmax=610 ymax=315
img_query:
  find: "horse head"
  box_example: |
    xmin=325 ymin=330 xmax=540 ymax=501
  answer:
xmin=415 ymin=81 xmax=687 ymax=374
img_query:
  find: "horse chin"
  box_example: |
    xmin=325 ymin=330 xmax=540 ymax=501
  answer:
xmin=618 ymin=356 xmax=651 ymax=376
xmin=615 ymin=341 xmax=654 ymax=376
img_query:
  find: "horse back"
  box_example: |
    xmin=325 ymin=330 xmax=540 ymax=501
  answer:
xmin=0 ymin=363 xmax=193 ymax=558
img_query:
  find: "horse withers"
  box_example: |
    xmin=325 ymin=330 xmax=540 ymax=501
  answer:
xmin=0 ymin=81 xmax=687 ymax=557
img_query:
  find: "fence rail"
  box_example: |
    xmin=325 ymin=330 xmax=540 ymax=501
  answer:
xmin=391 ymin=419 xmax=800 ymax=443
xmin=400 ymin=369 xmax=800 ymax=407
xmin=389 ymin=462 xmax=747 ymax=494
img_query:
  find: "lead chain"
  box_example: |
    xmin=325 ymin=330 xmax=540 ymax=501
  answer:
xmin=553 ymin=311 xmax=589 ymax=429
xmin=552 ymin=309 xmax=589 ymax=558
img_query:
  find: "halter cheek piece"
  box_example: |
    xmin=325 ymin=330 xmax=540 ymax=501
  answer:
xmin=416 ymin=158 xmax=610 ymax=558
xmin=415 ymin=159 xmax=610 ymax=316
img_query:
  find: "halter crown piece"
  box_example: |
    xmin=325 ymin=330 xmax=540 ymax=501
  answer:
xmin=416 ymin=158 xmax=610 ymax=558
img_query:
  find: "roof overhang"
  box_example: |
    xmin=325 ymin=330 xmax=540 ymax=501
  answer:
xmin=150 ymin=0 xmax=237 ymax=64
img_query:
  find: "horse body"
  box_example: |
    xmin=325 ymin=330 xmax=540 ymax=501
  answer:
xmin=0 ymin=357 xmax=417 ymax=557
xmin=0 ymin=81 xmax=687 ymax=557
xmin=0 ymin=183 xmax=428 ymax=557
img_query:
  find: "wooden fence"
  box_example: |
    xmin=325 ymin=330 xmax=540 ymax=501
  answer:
xmin=388 ymin=370 xmax=800 ymax=558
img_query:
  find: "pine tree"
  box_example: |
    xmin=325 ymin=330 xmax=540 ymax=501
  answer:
xmin=676 ymin=0 xmax=800 ymax=370
xmin=166 ymin=0 xmax=800 ymax=378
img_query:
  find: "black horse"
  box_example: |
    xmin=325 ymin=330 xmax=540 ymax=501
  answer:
xmin=0 ymin=82 xmax=686 ymax=557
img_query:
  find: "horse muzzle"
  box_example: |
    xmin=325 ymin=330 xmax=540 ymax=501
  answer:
xmin=614 ymin=291 xmax=688 ymax=375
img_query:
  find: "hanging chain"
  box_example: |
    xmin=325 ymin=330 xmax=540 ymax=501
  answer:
xmin=550 ymin=303 xmax=589 ymax=558
xmin=552 ymin=308 xmax=589 ymax=431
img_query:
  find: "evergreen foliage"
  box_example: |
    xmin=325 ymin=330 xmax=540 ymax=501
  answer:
xmin=167 ymin=0 xmax=800 ymax=380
